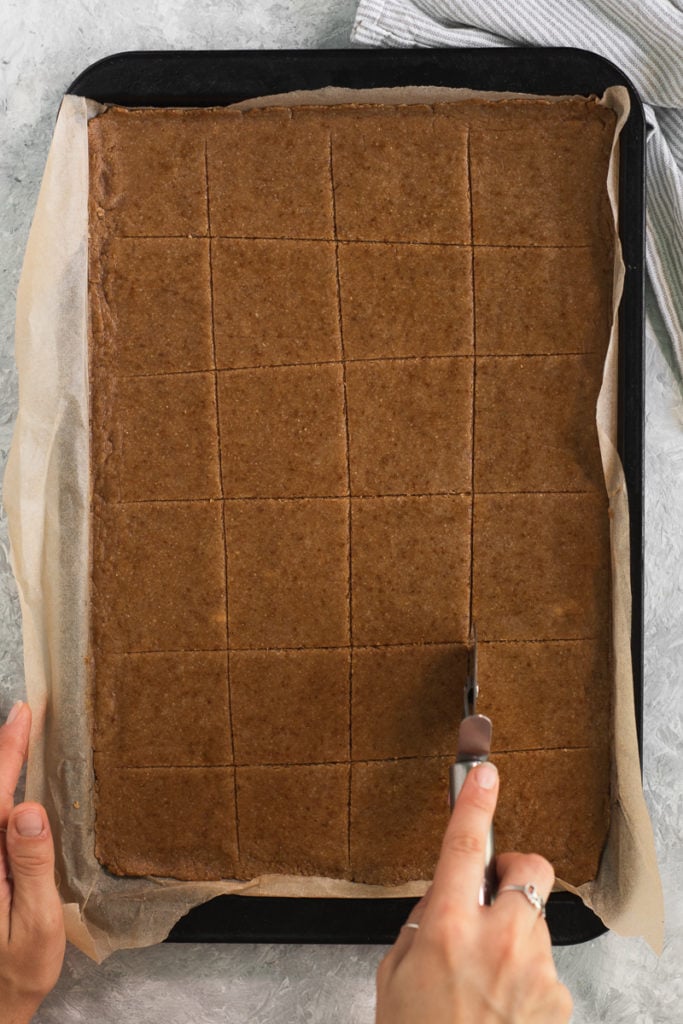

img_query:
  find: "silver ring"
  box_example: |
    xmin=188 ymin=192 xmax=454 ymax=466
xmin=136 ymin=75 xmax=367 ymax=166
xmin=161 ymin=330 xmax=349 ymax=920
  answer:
xmin=402 ymin=922 xmax=420 ymax=930
xmin=496 ymin=883 xmax=546 ymax=919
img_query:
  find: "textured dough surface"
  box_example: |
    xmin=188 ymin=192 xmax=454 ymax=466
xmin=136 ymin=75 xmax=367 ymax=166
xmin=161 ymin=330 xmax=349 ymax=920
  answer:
xmin=89 ymin=100 xmax=615 ymax=885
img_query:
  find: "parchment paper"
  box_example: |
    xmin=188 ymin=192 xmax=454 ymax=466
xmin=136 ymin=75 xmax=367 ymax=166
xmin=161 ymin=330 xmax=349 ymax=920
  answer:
xmin=3 ymin=85 xmax=663 ymax=962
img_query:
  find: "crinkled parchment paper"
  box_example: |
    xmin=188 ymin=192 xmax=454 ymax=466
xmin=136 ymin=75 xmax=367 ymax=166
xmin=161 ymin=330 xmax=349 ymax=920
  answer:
xmin=3 ymin=85 xmax=663 ymax=961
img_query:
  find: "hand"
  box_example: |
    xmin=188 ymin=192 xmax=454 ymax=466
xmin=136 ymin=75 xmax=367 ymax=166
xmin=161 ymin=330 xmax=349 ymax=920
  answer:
xmin=0 ymin=702 xmax=65 ymax=1024
xmin=376 ymin=762 xmax=573 ymax=1023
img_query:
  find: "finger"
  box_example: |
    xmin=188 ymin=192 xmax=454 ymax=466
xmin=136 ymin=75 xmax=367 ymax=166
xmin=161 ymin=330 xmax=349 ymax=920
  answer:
xmin=402 ymin=884 xmax=433 ymax=929
xmin=387 ymin=886 xmax=433 ymax=968
xmin=5 ymin=803 xmax=65 ymax=1005
xmin=0 ymin=702 xmax=31 ymax=824
xmin=494 ymin=851 xmax=555 ymax=932
xmin=425 ymin=761 xmax=498 ymax=918
xmin=5 ymin=803 xmax=60 ymax=922
xmin=0 ymin=826 xmax=11 ymax=946
xmin=0 ymin=702 xmax=31 ymax=913
xmin=495 ymin=851 xmax=555 ymax=902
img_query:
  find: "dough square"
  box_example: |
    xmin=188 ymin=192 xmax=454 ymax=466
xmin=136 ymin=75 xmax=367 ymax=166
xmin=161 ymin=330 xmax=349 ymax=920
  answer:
xmin=351 ymin=645 xmax=466 ymax=760
xmin=92 ymin=501 xmax=227 ymax=653
xmin=94 ymin=760 xmax=238 ymax=879
xmin=351 ymin=495 xmax=471 ymax=645
xmin=331 ymin=114 xmax=470 ymax=243
xmin=474 ymin=354 xmax=604 ymax=493
xmin=236 ymin=764 xmax=349 ymax=877
xmin=218 ymin=364 xmax=348 ymax=498
xmin=207 ymin=112 xmax=334 ymax=239
xmin=473 ymin=493 xmax=610 ymax=641
xmin=470 ymin=117 xmax=615 ymax=246
xmin=225 ymin=498 xmax=349 ymax=649
xmin=230 ymin=648 xmax=350 ymax=765
xmin=211 ymin=239 xmax=341 ymax=369
xmin=91 ymin=238 xmax=214 ymax=376
xmin=104 ymin=372 xmax=221 ymax=502
xmin=474 ymin=246 xmax=613 ymax=356
xmin=494 ymin=747 xmax=610 ymax=885
xmin=346 ymin=356 xmax=473 ymax=496
xmin=350 ymin=758 xmax=450 ymax=884
xmin=89 ymin=108 xmax=209 ymax=237
xmin=338 ymin=243 xmax=473 ymax=360
xmin=434 ymin=97 xmax=606 ymax=131
xmin=477 ymin=639 xmax=611 ymax=752
xmin=93 ymin=651 xmax=232 ymax=766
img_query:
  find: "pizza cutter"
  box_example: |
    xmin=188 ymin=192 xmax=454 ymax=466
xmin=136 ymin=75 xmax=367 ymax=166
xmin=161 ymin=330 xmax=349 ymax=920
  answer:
xmin=448 ymin=624 xmax=497 ymax=905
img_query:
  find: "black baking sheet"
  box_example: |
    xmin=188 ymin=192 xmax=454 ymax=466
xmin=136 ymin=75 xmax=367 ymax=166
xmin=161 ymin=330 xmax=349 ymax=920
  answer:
xmin=68 ymin=47 xmax=645 ymax=947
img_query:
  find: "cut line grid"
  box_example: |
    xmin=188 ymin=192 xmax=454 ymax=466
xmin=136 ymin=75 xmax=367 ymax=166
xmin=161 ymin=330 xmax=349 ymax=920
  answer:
xmin=105 ymin=746 xmax=596 ymax=772
xmin=112 ymin=349 xmax=602 ymax=382
xmin=105 ymin=636 xmax=605 ymax=658
xmin=105 ymin=489 xmax=599 ymax=507
xmin=466 ymin=128 xmax=477 ymax=636
xmin=117 ymin=232 xmax=594 ymax=251
xmin=328 ymin=134 xmax=355 ymax=870
xmin=204 ymin=142 xmax=240 ymax=861
xmin=92 ymin=108 xmax=613 ymax=883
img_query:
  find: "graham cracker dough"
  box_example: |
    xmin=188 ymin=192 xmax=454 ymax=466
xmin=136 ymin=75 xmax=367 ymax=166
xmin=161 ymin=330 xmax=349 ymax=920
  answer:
xmin=89 ymin=98 xmax=616 ymax=887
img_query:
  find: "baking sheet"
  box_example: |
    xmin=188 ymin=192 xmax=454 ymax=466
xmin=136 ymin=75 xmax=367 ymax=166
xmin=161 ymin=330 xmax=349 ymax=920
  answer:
xmin=3 ymin=83 xmax=663 ymax=961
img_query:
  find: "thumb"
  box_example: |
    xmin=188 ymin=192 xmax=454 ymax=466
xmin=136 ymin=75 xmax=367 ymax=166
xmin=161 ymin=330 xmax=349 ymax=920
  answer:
xmin=6 ymin=802 xmax=58 ymax=906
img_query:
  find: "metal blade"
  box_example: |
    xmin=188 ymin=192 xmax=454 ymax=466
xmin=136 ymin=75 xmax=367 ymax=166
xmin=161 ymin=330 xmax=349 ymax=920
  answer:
xmin=464 ymin=621 xmax=478 ymax=718
xmin=456 ymin=713 xmax=492 ymax=761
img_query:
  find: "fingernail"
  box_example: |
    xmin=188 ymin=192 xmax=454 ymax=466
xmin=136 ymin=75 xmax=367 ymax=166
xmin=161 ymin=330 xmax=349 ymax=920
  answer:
xmin=15 ymin=810 xmax=44 ymax=837
xmin=6 ymin=701 xmax=24 ymax=725
xmin=475 ymin=762 xmax=498 ymax=790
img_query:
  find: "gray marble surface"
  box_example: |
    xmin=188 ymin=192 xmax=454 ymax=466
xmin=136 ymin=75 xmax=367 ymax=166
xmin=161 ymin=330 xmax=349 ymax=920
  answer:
xmin=1 ymin=2 xmax=681 ymax=1021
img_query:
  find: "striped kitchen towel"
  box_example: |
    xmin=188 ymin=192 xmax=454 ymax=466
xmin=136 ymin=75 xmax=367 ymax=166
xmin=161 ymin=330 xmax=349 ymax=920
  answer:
xmin=352 ymin=0 xmax=683 ymax=378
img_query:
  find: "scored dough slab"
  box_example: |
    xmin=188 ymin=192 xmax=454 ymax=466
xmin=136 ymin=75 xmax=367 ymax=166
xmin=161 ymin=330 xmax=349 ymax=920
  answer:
xmin=88 ymin=99 xmax=616 ymax=886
